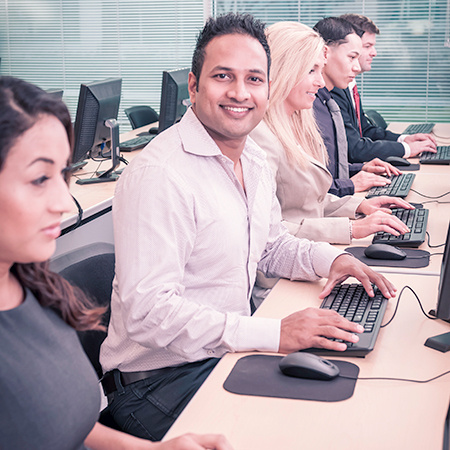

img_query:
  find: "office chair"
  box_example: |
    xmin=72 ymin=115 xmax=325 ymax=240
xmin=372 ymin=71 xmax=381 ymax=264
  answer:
xmin=365 ymin=109 xmax=388 ymax=129
xmin=124 ymin=105 xmax=159 ymax=129
xmin=50 ymin=242 xmax=119 ymax=429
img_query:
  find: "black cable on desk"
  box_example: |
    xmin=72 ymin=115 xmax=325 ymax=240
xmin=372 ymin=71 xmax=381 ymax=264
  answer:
xmin=426 ymin=231 xmax=446 ymax=248
xmin=340 ymin=370 xmax=450 ymax=383
xmin=381 ymin=285 xmax=437 ymax=328
xmin=410 ymin=188 xmax=450 ymax=199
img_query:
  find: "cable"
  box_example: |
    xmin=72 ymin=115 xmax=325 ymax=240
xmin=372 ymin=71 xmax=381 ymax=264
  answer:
xmin=381 ymin=285 xmax=437 ymax=328
xmin=432 ymin=131 xmax=450 ymax=139
xmin=426 ymin=231 xmax=446 ymax=248
xmin=405 ymin=252 xmax=443 ymax=259
xmin=339 ymin=370 xmax=450 ymax=384
xmin=410 ymin=188 xmax=450 ymax=199
xmin=62 ymin=194 xmax=84 ymax=233
xmin=421 ymin=200 xmax=450 ymax=205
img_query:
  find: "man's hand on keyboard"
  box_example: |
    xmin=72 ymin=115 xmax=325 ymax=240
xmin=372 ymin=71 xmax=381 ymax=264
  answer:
xmin=404 ymin=133 xmax=437 ymax=157
xmin=351 ymin=171 xmax=391 ymax=193
xmin=361 ymin=158 xmax=401 ymax=177
xmin=319 ymin=254 xmax=396 ymax=301
xmin=279 ymin=307 xmax=364 ymax=353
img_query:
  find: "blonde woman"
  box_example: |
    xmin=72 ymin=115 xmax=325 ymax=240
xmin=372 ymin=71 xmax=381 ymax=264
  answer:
xmin=250 ymin=22 xmax=411 ymax=245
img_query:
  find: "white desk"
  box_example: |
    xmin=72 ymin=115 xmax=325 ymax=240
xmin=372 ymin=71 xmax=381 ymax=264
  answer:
xmin=343 ymin=171 xmax=450 ymax=276
xmin=164 ymin=274 xmax=450 ymax=450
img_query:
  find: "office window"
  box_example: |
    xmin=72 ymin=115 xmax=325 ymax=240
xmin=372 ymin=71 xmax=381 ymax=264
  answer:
xmin=0 ymin=0 xmax=204 ymax=131
xmin=213 ymin=0 xmax=450 ymax=123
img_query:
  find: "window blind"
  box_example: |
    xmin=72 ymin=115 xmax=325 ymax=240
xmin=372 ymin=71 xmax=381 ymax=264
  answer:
xmin=213 ymin=0 xmax=450 ymax=123
xmin=0 ymin=0 xmax=205 ymax=131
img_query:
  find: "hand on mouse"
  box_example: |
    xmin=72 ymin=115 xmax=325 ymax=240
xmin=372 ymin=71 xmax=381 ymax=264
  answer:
xmin=320 ymin=253 xmax=397 ymax=300
xmin=361 ymin=158 xmax=401 ymax=177
xmin=279 ymin=307 xmax=364 ymax=353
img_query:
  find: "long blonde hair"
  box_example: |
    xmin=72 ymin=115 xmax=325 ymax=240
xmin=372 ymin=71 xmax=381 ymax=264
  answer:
xmin=265 ymin=22 xmax=327 ymax=168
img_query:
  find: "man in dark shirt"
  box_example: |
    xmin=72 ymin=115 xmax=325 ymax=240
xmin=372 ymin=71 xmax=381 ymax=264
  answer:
xmin=313 ymin=17 xmax=399 ymax=197
xmin=330 ymin=14 xmax=436 ymax=163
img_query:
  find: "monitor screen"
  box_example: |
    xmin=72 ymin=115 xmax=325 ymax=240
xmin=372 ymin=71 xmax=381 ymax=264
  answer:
xmin=46 ymin=88 xmax=64 ymax=100
xmin=433 ymin=221 xmax=450 ymax=321
xmin=72 ymin=78 xmax=122 ymax=184
xmin=158 ymin=68 xmax=190 ymax=133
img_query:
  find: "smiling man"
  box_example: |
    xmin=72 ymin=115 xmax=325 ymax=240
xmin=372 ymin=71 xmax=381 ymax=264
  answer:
xmin=331 ymin=14 xmax=436 ymax=162
xmin=100 ymin=13 xmax=396 ymax=442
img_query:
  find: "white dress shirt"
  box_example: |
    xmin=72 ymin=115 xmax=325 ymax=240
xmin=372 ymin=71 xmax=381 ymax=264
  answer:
xmin=100 ymin=108 xmax=344 ymax=373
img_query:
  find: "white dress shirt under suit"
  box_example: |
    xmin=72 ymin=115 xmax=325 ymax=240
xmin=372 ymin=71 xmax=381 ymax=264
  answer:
xmin=100 ymin=108 xmax=343 ymax=374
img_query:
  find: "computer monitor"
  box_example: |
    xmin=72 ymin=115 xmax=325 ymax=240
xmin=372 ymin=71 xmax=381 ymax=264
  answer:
xmin=72 ymin=77 xmax=122 ymax=185
xmin=444 ymin=398 xmax=450 ymax=450
xmin=432 ymin=221 xmax=450 ymax=322
xmin=158 ymin=68 xmax=190 ymax=133
xmin=46 ymin=88 xmax=64 ymax=100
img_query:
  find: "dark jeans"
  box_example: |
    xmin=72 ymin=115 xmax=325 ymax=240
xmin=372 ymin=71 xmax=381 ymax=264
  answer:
xmin=106 ymin=358 xmax=219 ymax=441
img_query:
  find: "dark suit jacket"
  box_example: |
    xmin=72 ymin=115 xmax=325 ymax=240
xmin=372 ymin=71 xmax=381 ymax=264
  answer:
xmin=332 ymin=87 xmax=404 ymax=163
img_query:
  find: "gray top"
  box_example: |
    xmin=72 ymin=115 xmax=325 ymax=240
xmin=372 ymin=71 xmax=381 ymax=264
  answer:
xmin=0 ymin=289 xmax=100 ymax=449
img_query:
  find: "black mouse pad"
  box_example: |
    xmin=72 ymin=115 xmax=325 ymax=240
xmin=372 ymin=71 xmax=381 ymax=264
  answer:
xmin=397 ymin=163 xmax=420 ymax=171
xmin=223 ymin=355 xmax=359 ymax=402
xmin=345 ymin=247 xmax=430 ymax=268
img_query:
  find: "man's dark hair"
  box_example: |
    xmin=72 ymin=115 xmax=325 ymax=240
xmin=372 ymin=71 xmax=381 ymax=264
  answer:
xmin=313 ymin=17 xmax=363 ymax=46
xmin=340 ymin=14 xmax=380 ymax=35
xmin=191 ymin=12 xmax=271 ymax=84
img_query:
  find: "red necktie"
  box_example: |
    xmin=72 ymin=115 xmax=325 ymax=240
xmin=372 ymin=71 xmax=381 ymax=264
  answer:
xmin=352 ymin=84 xmax=363 ymax=137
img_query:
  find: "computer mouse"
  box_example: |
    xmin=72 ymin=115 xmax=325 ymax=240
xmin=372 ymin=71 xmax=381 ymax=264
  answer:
xmin=364 ymin=243 xmax=407 ymax=260
xmin=149 ymin=126 xmax=159 ymax=135
xmin=385 ymin=155 xmax=411 ymax=167
xmin=279 ymin=352 xmax=340 ymax=381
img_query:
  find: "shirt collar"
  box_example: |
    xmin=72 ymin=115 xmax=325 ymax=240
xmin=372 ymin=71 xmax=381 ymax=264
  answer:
xmin=178 ymin=107 xmax=266 ymax=166
xmin=316 ymin=86 xmax=332 ymax=103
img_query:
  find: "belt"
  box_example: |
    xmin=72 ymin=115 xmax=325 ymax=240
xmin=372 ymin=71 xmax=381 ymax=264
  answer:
xmin=101 ymin=369 xmax=157 ymax=396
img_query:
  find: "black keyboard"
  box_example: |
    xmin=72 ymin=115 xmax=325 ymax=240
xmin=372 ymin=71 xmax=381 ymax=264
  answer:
xmin=420 ymin=146 xmax=450 ymax=165
xmin=304 ymin=283 xmax=388 ymax=357
xmin=402 ymin=123 xmax=435 ymax=135
xmin=119 ymin=134 xmax=155 ymax=152
xmin=366 ymin=173 xmax=415 ymax=198
xmin=372 ymin=207 xmax=429 ymax=247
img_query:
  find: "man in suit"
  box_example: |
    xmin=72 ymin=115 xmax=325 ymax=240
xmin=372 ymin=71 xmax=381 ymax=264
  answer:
xmin=328 ymin=14 xmax=436 ymax=163
xmin=313 ymin=17 xmax=400 ymax=197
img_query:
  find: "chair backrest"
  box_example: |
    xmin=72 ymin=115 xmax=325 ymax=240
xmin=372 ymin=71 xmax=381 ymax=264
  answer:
xmin=365 ymin=109 xmax=388 ymax=130
xmin=124 ymin=105 xmax=159 ymax=129
xmin=50 ymin=243 xmax=115 ymax=379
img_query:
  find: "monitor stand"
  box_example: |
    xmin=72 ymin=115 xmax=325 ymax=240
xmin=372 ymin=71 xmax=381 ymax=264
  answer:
xmin=424 ymin=331 xmax=450 ymax=352
xmin=70 ymin=160 xmax=88 ymax=173
xmin=76 ymin=119 xmax=121 ymax=185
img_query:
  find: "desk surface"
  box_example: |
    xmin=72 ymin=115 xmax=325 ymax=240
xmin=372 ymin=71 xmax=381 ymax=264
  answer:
xmin=346 ymin=172 xmax=450 ymax=276
xmin=164 ymin=274 xmax=450 ymax=450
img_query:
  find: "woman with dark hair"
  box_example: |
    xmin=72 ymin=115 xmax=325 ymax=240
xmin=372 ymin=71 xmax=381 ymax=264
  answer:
xmin=0 ymin=76 xmax=231 ymax=450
